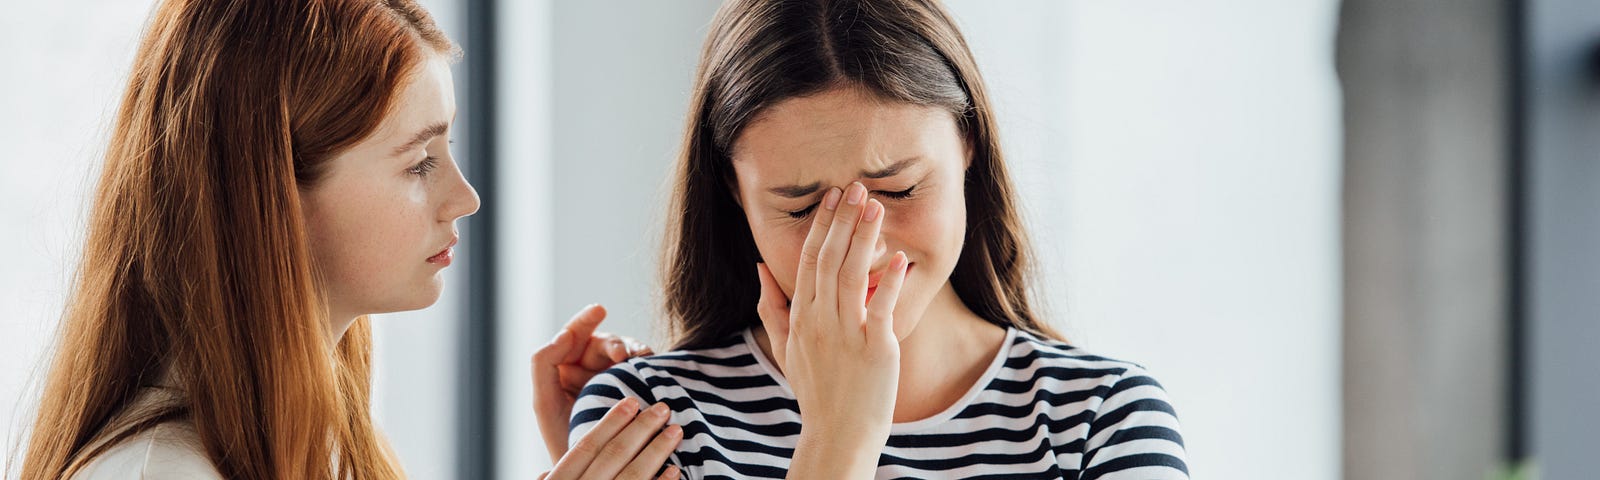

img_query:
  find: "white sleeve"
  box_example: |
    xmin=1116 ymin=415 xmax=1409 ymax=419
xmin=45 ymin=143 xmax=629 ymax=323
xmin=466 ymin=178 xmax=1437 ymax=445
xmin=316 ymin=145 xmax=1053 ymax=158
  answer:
xmin=73 ymin=424 xmax=223 ymax=480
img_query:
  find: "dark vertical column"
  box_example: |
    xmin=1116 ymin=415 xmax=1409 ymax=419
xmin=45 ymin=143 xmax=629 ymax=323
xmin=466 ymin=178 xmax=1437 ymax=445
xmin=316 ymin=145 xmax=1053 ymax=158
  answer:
xmin=1505 ymin=0 xmax=1528 ymax=465
xmin=458 ymin=0 xmax=498 ymax=477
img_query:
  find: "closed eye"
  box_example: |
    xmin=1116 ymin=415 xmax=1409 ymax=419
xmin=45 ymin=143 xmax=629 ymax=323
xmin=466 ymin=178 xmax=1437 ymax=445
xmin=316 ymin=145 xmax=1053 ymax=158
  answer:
xmin=877 ymin=185 xmax=916 ymax=200
xmin=783 ymin=184 xmax=917 ymax=220
xmin=785 ymin=203 xmax=818 ymax=220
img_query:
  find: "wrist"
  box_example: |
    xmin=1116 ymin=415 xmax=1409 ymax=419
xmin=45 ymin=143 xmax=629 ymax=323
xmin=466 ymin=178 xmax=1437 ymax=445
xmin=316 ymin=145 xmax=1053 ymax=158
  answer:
xmin=788 ymin=426 xmax=888 ymax=479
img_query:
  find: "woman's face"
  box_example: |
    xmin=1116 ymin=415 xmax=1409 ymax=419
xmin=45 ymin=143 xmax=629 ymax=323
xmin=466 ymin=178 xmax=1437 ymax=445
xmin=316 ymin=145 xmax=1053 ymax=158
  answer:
xmin=302 ymin=55 xmax=479 ymax=326
xmin=731 ymin=86 xmax=969 ymax=340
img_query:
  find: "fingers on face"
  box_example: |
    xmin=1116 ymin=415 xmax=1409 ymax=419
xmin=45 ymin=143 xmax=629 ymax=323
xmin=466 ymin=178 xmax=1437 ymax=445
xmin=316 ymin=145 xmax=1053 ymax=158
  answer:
xmin=841 ymin=197 xmax=884 ymax=309
xmin=816 ymin=182 xmax=871 ymax=309
xmin=865 ymin=250 xmax=909 ymax=334
xmin=794 ymin=186 xmax=842 ymax=304
xmin=755 ymin=263 xmax=791 ymax=331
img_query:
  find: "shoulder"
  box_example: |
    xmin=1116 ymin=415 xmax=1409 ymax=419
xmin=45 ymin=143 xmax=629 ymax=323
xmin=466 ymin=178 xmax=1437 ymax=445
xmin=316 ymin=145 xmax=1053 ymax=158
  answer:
xmin=1004 ymin=329 xmax=1170 ymax=395
xmin=577 ymin=331 xmax=759 ymax=402
xmin=1008 ymin=331 xmax=1187 ymax=478
xmin=72 ymin=422 xmax=222 ymax=480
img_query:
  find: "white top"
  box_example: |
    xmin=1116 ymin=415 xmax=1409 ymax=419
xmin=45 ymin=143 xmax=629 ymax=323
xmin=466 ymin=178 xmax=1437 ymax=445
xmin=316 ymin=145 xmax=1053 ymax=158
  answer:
xmin=570 ymin=326 xmax=1189 ymax=479
xmin=71 ymin=390 xmax=222 ymax=480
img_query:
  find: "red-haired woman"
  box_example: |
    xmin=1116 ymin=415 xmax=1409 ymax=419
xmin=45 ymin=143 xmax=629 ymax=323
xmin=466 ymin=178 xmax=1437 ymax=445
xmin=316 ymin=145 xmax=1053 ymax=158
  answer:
xmin=19 ymin=1 xmax=667 ymax=478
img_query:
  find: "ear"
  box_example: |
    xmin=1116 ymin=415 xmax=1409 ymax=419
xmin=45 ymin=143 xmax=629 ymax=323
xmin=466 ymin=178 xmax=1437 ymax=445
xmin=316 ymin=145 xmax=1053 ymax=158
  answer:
xmin=963 ymin=135 xmax=975 ymax=170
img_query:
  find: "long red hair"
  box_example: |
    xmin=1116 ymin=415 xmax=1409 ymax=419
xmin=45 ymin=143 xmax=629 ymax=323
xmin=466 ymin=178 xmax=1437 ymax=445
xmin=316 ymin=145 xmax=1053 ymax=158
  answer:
xmin=19 ymin=0 xmax=456 ymax=478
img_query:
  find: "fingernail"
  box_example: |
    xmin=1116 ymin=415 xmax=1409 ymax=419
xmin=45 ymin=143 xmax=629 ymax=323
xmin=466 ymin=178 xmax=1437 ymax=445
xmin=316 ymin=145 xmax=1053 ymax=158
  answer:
xmin=665 ymin=424 xmax=683 ymax=438
xmin=891 ymin=251 xmax=907 ymax=270
xmin=664 ymin=465 xmax=681 ymax=479
xmin=650 ymin=402 xmax=670 ymax=417
xmin=823 ymin=187 xmax=843 ymax=210
xmin=845 ymin=182 xmax=866 ymax=205
xmin=863 ymin=199 xmax=881 ymax=222
xmin=619 ymin=396 xmax=639 ymax=412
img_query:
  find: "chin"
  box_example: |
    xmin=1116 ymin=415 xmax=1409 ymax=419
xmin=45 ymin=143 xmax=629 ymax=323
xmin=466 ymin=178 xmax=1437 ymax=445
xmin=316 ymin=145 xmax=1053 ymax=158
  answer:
xmin=891 ymin=301 xmax=931 ymax=341
xmin=391 ymin=282 xmax=446 ymax=313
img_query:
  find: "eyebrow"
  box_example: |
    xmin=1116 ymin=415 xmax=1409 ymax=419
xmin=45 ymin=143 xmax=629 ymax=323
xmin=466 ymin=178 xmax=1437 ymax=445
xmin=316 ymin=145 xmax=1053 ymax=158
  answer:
xmin=391 ymin=122 xmax=449 ymax=157
xmin=765 ymin=157 xmax=922 ymax=198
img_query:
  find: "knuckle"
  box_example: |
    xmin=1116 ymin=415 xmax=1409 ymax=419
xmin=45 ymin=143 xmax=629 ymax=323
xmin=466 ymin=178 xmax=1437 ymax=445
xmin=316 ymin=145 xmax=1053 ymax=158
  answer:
xmin=816 ymin=247 xmax=843 ymax=267
xmin=798 ymin=249 xmax=821 ymax=267
xmin=853 ymin=222 xmax=876 ymax=240
xmin=568 ymin=439 xmax=600 ymax=460
xmin=839 ymin=276 xmax=865 ymax=292
xmin=867 ymin=310 xmax=891 ymax=324
xmin=599 ymin=436 xmax=635 ymax=459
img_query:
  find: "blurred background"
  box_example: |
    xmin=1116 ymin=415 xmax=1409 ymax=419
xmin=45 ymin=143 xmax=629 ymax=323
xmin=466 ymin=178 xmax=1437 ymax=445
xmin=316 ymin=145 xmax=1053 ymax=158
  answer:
xmin=2 ymin=0 xmax=1596 ymax=479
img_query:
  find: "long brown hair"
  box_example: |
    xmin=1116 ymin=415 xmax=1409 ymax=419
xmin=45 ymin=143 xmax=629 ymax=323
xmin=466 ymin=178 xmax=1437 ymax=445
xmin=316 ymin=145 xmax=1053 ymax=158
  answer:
xmin=19 ymin=0 xmax=457 ymax=478
xmin=663 ymin=0 xmax=1062 ymax=350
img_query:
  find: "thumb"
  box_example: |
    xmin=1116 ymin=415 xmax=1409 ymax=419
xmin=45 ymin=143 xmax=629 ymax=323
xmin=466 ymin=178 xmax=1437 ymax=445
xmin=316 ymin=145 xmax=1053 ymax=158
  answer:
xmin=531 ymin=329 xmax=576 ymax=462
xmin=755 ymin=262 xmax=791 ymax=365
xmin=560 ymin=304 xmax=608 ymax=364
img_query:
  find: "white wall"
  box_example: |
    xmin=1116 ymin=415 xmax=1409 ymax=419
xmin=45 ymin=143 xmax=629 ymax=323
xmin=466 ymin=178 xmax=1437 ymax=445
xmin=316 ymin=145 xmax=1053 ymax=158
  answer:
xmin=0 ymin=0 xmax=157 ymax=472
xmin=949 ymin=2 xmax=1342 ymax=478
xmin=950 ymin=2 xmax=1343 ymax=478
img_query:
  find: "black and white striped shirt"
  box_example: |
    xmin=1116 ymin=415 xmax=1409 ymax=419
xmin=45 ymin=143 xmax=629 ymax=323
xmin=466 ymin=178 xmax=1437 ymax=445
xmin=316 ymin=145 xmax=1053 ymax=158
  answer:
xmin=570 ymin=327 xmax=1189 ymax=479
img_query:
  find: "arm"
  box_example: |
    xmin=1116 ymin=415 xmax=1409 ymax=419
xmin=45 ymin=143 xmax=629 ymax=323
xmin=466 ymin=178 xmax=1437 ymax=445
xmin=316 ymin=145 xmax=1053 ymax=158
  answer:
xmin=1077 ymin=367 xmax=1189 ymax=480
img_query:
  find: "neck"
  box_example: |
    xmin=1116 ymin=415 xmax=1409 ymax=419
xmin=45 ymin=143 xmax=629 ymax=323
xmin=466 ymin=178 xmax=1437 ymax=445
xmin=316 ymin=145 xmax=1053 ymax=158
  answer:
xmin=888 ymin=283 xmax=1007 ymax=422
xmin=327 ymin=308 xmax=359 ymax=345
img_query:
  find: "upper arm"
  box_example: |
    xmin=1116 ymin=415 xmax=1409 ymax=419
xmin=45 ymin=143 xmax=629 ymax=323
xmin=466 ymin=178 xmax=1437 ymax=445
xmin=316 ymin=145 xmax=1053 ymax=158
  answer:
xmin=568 ymin=361 xmax=656 ymax=450
xmin=1078 ymin=367 xmax=1189 ymax=480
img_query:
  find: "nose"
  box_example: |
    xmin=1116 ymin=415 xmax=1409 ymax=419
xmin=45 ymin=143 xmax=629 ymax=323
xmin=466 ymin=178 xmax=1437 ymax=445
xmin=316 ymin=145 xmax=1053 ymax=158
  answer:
xmin=443 ymin=167 xmax=480 ymax=221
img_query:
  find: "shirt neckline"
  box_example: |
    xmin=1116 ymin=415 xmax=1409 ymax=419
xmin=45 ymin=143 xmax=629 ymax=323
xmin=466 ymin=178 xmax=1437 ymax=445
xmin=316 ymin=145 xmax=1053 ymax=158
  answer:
xmin=740 ymin=325 xmax=1019 ymax=434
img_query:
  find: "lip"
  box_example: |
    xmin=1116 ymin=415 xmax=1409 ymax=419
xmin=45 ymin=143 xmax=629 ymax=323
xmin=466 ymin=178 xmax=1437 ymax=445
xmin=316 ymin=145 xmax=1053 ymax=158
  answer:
xmin=867 ymin=262 xmax=912 ymax=289
xmin=426 ymin=236 xmax=458 ymax=265
xmin=865 ymin=262 xmax=913 ymax=302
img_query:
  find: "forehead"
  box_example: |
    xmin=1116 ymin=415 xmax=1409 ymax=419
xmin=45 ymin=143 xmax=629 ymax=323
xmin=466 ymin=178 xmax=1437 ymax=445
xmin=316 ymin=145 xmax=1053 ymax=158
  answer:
xmin=368 ymin=56 xmax=457 ymax=145
xmin=730 ymin=88 xmax=961 ymax=179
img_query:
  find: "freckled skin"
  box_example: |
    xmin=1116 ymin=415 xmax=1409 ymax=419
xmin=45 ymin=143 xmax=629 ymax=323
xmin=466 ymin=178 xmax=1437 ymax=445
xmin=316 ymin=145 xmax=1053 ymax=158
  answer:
xmin=301 ymin=56 xmax=480 ymax=336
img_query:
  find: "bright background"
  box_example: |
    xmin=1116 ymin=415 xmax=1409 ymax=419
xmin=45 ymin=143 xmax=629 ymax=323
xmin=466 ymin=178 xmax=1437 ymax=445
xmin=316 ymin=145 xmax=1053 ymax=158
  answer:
xmin=27 ymin=1 xmax=1589 ymax=479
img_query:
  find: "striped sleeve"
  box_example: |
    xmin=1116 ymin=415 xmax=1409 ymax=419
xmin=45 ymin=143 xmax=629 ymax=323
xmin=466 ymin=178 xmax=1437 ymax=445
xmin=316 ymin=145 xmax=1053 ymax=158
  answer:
xmin=567 ymin=360 xmax=658 ymax=450
xmin=1078 ymin=365 xmax=1189 ymax=480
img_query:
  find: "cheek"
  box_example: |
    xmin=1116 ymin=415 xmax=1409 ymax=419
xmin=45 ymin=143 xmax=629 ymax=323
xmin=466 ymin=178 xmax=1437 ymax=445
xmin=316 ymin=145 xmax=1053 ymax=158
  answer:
xmin=306 ymin=180 xmax=434 ymax=297
xmin=885 ymin=197 xmax=965 ymax=260
xmin=749 ymin=217 xmax=811 ymax=298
